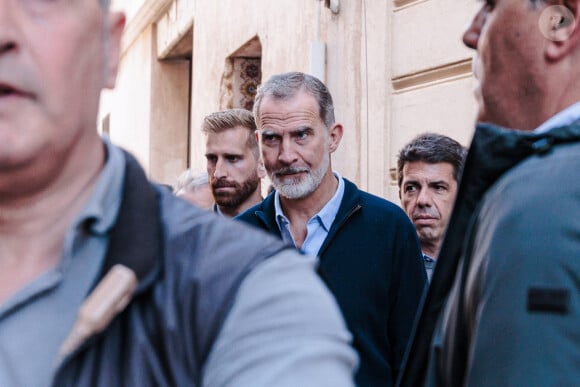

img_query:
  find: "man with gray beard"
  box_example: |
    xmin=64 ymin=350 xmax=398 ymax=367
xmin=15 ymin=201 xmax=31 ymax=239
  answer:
xmin=203 ymin=109 xmax=266 ymax=217
xmin=237 ymin=72 xmax=427 ymax=387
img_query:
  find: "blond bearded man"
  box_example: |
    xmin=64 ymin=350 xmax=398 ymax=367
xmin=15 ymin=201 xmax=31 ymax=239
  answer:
xmin=202 ymin=109 xmax=266 ymax=217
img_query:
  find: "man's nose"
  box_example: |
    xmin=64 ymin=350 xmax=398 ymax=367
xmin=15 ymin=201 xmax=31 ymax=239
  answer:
xmin=278 ymin=141 xmax=298 ymax=165
xmin=213 ymin=159 xmax=228 ymax=179
xmin=463 ymin=6 xmax=487 ymax=49
xmin=417 ymin=189 xmax=432 ymax=207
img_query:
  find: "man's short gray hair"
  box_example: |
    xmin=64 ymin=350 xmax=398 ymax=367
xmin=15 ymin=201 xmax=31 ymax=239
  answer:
xmin=253 ymin=72 xmax=335 ymax=129
xmin=174 ymin=170 xmax=210 ymax=196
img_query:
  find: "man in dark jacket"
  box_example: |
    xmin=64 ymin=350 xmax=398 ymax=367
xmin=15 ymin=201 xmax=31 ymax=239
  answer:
xmin=0 ymin=1 xmax=358 ymax=386
xmin=237 ymin=72 xmax=427 ymax=387
xmin=399 ymin=1 xmax=580 ymax=385
xmin=397 ymin=133 xmax=466 ymax=281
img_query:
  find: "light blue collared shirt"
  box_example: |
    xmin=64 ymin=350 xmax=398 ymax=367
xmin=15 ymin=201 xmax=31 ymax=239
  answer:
xmin=535 ymin=101 xmax=580 ymax=134
xmin=0 ymin=137 xmax=125 ymax=387
xmin=274 ymin=171 xmax=345 ymax=257
xmin=422 ymin=253 xmax=435 ymax=283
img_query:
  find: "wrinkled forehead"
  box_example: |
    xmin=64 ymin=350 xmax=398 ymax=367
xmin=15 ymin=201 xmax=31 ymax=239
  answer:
xmin=257 ymin=115 xmax=324 ymax=139
xmin=257 ymin=94 xmax=323 ymax=130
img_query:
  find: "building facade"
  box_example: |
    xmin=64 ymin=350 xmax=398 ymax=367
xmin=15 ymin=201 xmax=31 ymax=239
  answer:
xmin=100 ymin=0 xmax=479 ymax=202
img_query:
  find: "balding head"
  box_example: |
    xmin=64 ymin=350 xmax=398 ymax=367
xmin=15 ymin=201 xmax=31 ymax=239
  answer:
xmin=463 ymin=0 xmax=580 ymax=130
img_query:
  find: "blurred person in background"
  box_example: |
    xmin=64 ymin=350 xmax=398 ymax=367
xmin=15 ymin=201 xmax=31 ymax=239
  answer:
xmin=174 ymin=169 xmax=214 ymax=209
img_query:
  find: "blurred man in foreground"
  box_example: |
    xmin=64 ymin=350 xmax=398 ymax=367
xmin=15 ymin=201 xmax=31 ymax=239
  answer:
xmin=0 ymin=1 xmax=357 ymax=385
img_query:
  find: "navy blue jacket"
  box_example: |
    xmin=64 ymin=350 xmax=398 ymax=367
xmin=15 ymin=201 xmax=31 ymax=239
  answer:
xmin=237 ymin=178 xmax=427 ymax=386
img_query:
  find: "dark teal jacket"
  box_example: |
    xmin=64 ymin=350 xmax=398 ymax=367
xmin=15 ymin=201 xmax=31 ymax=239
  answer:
xmin=237 ymin=178 xmax=427 ymax=387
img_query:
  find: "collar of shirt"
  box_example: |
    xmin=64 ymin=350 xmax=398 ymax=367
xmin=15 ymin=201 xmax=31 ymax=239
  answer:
xmin=73 ymin=136 xmax=126 ymax=236
xmin=534 ymin=101 xmax=580 ymax=134
xmin=40 ymin=135 xmax=125 ymax=289
xmin=274 ymin=171 xmax=345 ymax=256
xmin=422 ymin=253 xmax=435 ymax=282
xmin=422 ymin=253 xmax=435 ymax=263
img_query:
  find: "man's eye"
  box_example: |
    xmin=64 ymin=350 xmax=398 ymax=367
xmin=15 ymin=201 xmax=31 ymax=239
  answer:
xmin=405 ymin=185 xmax=417 ymax=193
xmin=433 ymin=184 xmax=449 ymax=192
xmin=227 ymin=156 xmax=240 ymax=162
xmin=262 ymin=134 xmax=280 ymax=145
xmin=479 ymin=0 xmax=494 ymax=9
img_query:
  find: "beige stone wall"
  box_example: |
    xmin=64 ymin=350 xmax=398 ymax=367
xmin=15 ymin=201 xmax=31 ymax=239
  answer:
xmin=100 ymin=24 xmax=154 ymax=170
xmin=101 ymin=0 xmax=481 ymax=202
xmin=387 ymin=0 xmax=481 ymax=200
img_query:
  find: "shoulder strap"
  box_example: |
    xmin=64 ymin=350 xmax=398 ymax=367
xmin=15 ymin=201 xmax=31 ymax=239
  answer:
xmin=100 ymin=150 xmax=162 ymax=291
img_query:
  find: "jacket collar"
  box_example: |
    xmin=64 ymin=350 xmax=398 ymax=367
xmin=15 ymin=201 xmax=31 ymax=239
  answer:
xmin=253 ymin=178 xmax=363 ymax=256
xmin=318 ymin=178 xmax=361 ymax=256
xmin=253 ymin=192 xmax=282 ymax=237
xmin=435 ymin=121 xmax=580 ymax=299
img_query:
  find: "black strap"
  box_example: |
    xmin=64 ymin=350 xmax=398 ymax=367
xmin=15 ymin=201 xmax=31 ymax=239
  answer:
xmin=99 ymin=150 xmax=163 ymax=292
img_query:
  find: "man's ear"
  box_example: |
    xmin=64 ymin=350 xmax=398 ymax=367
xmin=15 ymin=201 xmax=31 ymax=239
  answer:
xmin=257 ymin=159 xmax=267 ymax=178
xmin=328 ymin=123 xmax=343 ymax=153
xmin=544 ymin=1 xmax=579 ymax=61
xmin=104 ymin=12 xmax=126 ymax=89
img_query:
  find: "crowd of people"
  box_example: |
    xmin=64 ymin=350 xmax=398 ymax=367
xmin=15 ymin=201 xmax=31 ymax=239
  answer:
xmin=1 ymin=0 xmax=578 ymax=386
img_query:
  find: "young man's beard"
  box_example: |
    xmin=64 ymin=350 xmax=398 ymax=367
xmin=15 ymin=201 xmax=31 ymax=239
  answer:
xmin=212 ymin=173 xmax=260 ymax=209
